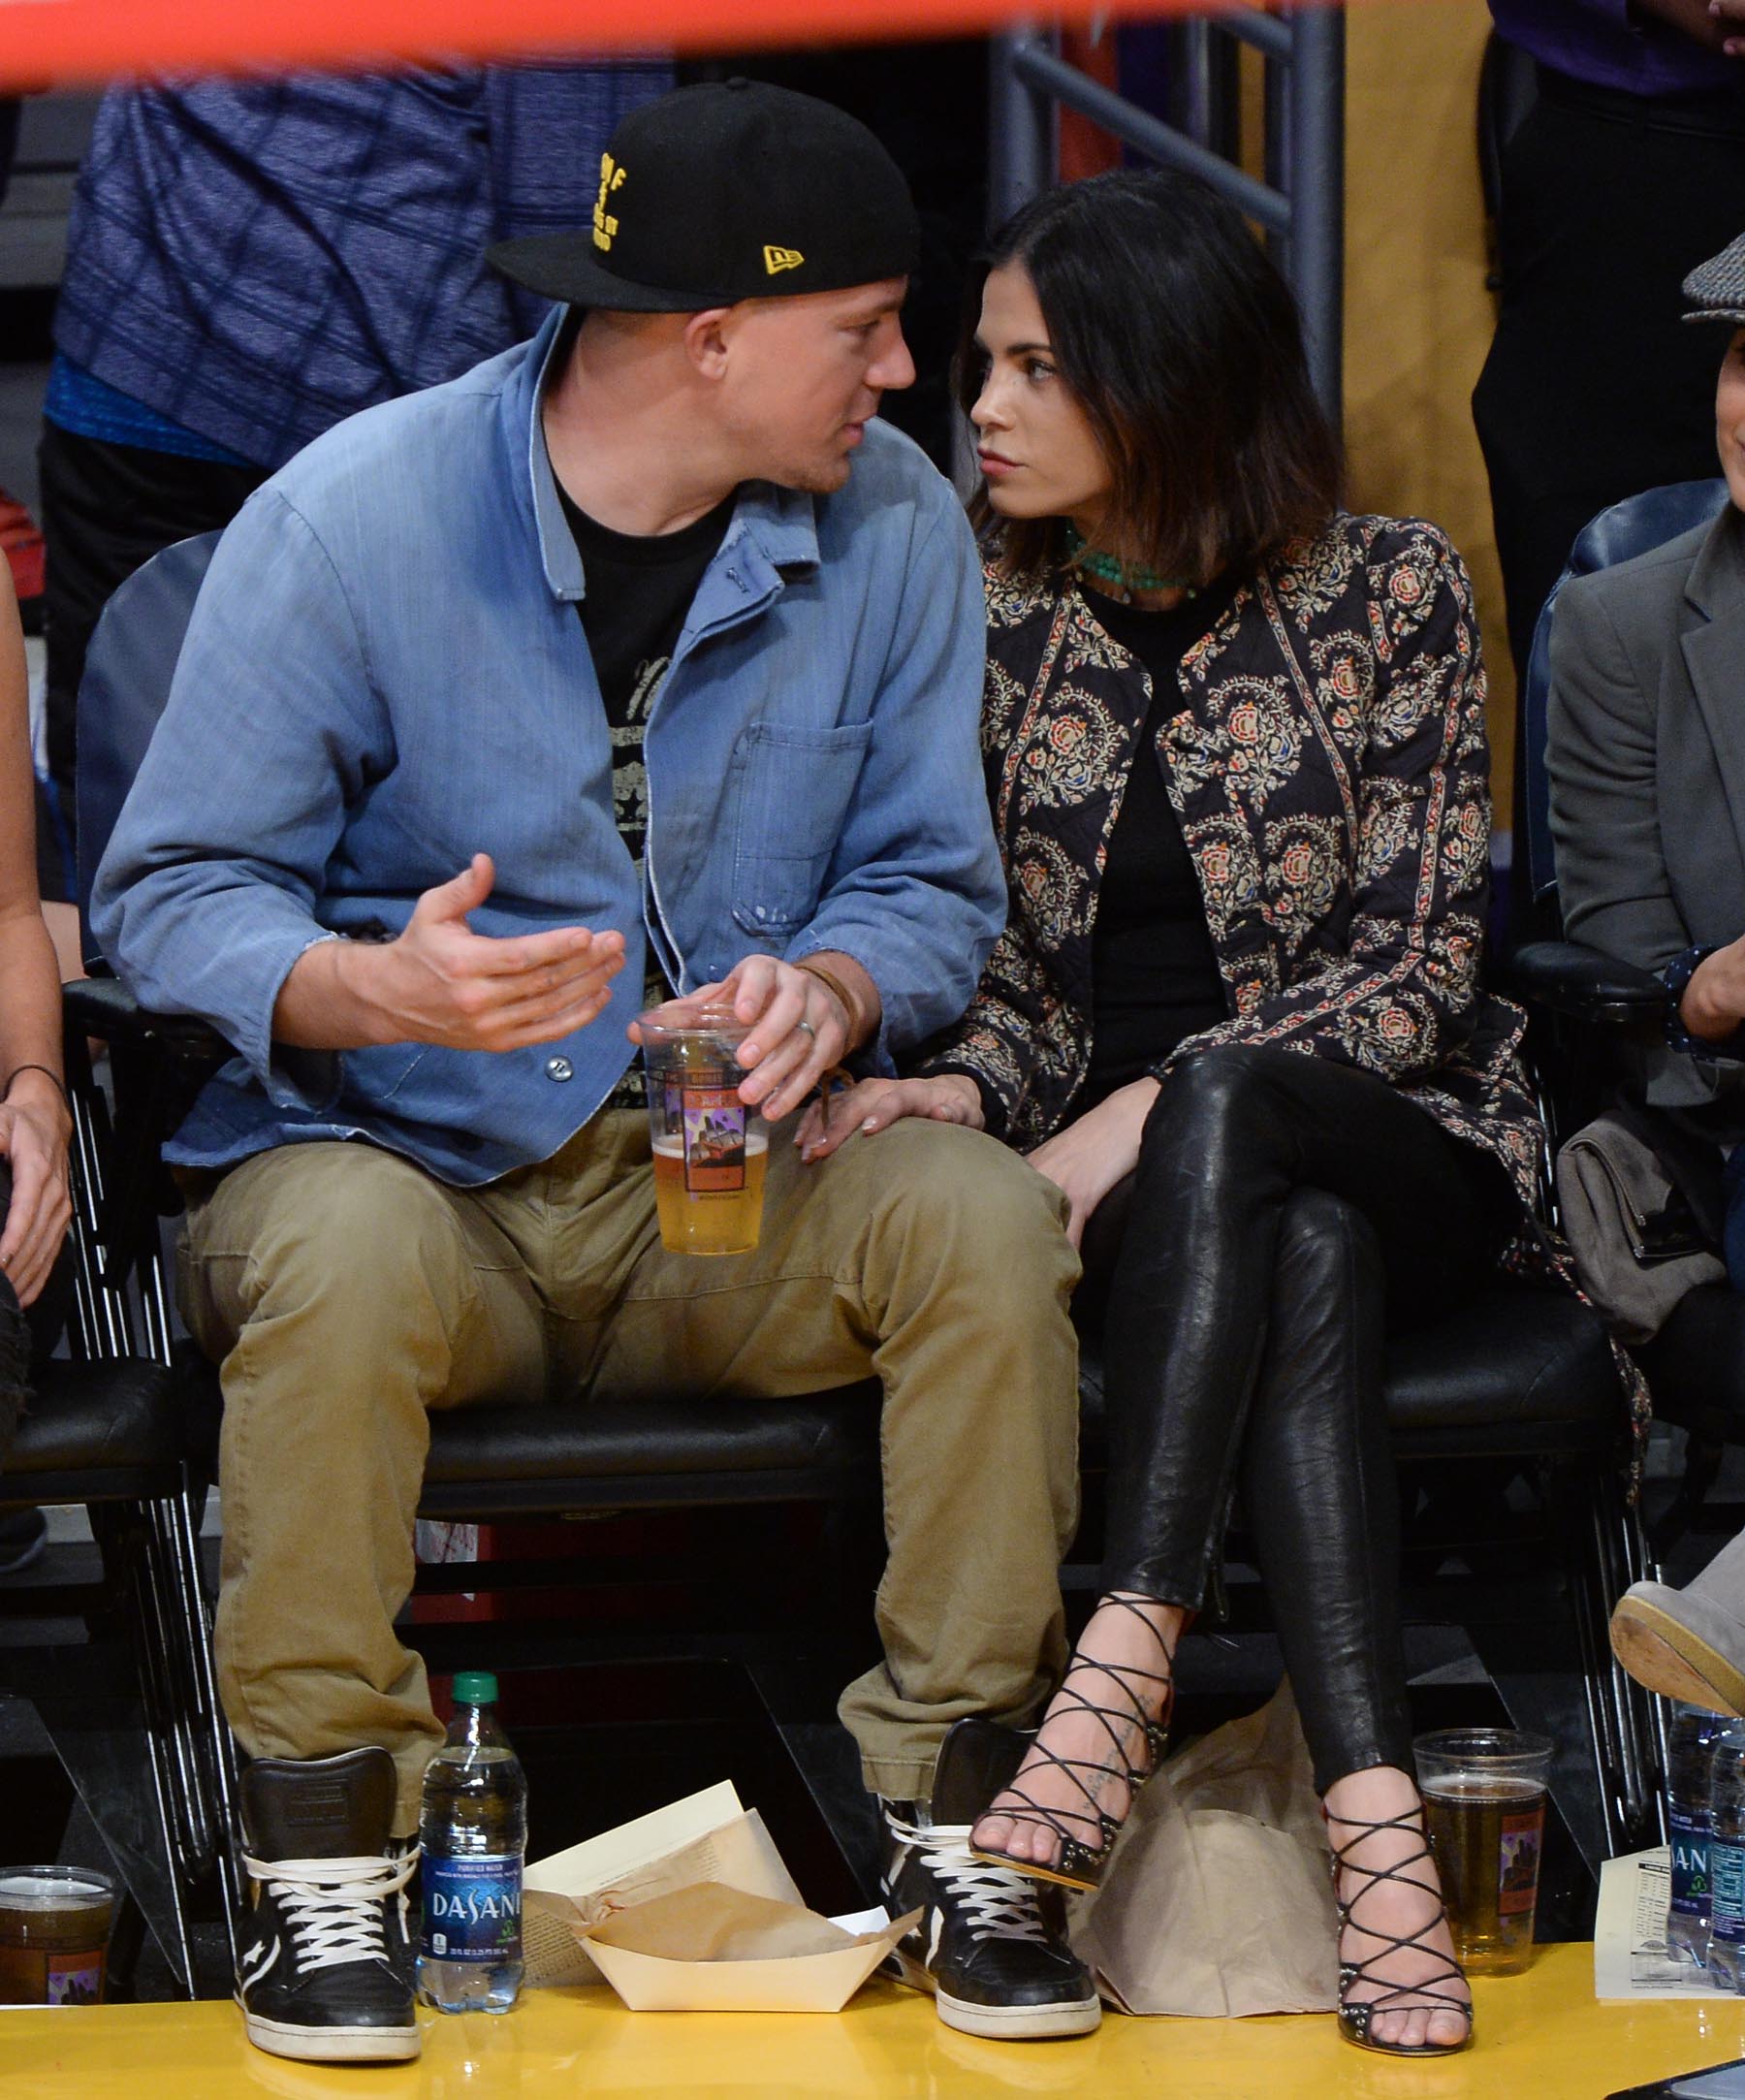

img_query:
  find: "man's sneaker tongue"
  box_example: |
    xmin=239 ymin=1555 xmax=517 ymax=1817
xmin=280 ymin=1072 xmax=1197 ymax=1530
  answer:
xmin=241 ymin=1749 xmax=397 ymax=1861
xmin=927 ymin=1714 xmax=1029 ymax=1824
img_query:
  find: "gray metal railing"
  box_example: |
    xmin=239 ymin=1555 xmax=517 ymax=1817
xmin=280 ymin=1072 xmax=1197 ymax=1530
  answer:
xmin=989 ymin=9 xmax=1346 ymax=421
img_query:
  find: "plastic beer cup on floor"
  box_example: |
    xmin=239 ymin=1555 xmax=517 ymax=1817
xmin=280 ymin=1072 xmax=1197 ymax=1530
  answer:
xmin=0 ymin=1866 xmax=117 ymax=2004
xmin=638 ymin=1001 xmax=767 ymax=1257
xmin=1412 ymin=1726 xmax=1553 ymax=1975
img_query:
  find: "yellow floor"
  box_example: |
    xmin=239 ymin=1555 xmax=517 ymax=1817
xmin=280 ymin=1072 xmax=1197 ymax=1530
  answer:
xmin=8 ymin=1943 xmax=1745 ymax=2098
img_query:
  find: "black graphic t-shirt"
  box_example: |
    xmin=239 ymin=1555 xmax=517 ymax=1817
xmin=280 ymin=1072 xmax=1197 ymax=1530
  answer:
xmin=559 ymin=484 xmax=737 ymax=869
xmin=558 ymin=482 xmax=737 ymax=1102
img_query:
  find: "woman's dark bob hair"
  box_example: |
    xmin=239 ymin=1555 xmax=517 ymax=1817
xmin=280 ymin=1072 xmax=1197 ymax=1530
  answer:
xmin=958 ymin=167 xmax=1343 ymax=583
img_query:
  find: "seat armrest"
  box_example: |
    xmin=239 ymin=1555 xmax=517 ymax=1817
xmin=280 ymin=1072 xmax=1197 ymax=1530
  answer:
xmin=64 ymin=975 xmax=232 ymax=1068
xmin=1499 ymin=940 xmax=1670 ymax=1028
xmin=61 ymin=977 xmax=234 ymax=1261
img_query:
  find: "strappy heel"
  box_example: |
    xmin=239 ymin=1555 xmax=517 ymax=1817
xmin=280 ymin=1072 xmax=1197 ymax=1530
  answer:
xmin=968 ymin=1594 xmax=1174 ymax=1894
xmin=1326 ymin=1803 xmax=1474 ymax=2057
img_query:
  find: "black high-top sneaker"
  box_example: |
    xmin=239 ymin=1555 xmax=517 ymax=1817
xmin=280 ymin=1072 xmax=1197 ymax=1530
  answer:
xmin=235 ymin=1747 xmax=420 ymax=2063
xmin=881 ymin=1717 xmax=1101 ymax=2040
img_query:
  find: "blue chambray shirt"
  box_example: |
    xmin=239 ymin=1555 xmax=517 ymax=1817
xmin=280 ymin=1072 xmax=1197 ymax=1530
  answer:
xmin=91 ymin=309 xmax=1003 ymax=1187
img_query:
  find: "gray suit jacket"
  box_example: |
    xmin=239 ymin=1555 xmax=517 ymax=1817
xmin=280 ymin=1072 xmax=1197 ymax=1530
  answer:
xmin=1547 ymin=500 xmax=1745 ymax=1110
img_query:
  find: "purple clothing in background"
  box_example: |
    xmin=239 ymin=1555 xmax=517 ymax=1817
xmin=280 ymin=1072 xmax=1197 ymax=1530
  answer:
xmin=1489 ymin=0 xmax=1742 ymax=98
xmin=51 ymin=62 xmax=671 ymax=473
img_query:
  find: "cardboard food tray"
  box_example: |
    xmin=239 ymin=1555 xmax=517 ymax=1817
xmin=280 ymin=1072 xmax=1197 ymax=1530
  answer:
xmin=579 ymin=1883 xmax=919 ymax=2013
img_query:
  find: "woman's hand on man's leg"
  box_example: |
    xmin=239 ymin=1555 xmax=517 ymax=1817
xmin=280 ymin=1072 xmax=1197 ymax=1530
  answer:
xmin=793 ymin=1073 xmax=983 ymax=1162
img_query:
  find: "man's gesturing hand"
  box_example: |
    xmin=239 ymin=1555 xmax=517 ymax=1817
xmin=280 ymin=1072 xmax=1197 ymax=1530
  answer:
xmin=276 ymin=852 xmax=626 ymax=1054
xmin=371 ymin=854 xmax=625 ymax=1050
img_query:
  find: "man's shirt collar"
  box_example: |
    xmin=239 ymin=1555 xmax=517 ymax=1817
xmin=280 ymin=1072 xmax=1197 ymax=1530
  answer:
xmin=521 ymin=305 xmax=820 ymax=605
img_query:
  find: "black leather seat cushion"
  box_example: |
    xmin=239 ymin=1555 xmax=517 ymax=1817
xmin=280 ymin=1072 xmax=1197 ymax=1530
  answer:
xmin=178 ymin=1284 xmax=1623 ymax=1521
xmin=1637 ymin=1281 xmax=1745 ymax=1439
xmin=1380 ymin=1287 xmax=1620 ymax=1455
xmin=420 ymin=1384 xmax=883 ymax=1517
xmin=1076 ymin=1285 xmax=1620 ymax=1466
xmin=168 ymin=1354 xmax=885 ymax=1517
xmin=8 ymin=1356 xmax=183 ymax=1497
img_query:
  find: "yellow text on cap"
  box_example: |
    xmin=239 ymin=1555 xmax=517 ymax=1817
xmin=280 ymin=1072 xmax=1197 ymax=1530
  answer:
xmin=763 ymin=246 xmax=805 ymax=275
xmin=592 ymin=154 xmax=627 ymax=253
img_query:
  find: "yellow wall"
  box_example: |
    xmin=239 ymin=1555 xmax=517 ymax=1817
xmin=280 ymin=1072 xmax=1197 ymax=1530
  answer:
xmin=1342 ymin=0 xmax=1514 ymax=814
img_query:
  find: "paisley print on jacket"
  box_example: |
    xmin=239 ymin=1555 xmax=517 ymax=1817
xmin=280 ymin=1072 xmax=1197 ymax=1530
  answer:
xmin=922 ymin=512 xmax=1650 ymax=1473
xmin=918 ymin=513 xmax=1544 ymax=1222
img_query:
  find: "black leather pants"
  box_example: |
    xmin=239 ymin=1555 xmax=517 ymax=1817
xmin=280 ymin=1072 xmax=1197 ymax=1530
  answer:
xmin=1078 ymin=1043 xmax=1511 ymax=1793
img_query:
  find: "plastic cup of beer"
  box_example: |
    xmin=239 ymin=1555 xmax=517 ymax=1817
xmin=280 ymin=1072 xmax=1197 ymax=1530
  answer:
xmin=1412 ymin=1726 xmax=1553 ymax=1975
xmin=638 ymin=1001 xmax=768 ymax=1257
xmin=0 ymin=1865 xmax=117 ymax=2004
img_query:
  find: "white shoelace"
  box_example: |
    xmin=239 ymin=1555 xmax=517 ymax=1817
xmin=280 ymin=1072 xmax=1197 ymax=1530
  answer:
xmin=887 ymin=1816 xmax=1048 ymax=1945
xmin=241 ymin=1849 xmax=419 ymax=1975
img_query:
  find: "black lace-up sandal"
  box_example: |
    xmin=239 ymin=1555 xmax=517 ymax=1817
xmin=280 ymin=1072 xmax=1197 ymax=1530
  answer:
xmin=968 ymin=1595 xmax=1174 ymax=1894
xmin=1326 ymin=1804 xmax=1474 ymax=2057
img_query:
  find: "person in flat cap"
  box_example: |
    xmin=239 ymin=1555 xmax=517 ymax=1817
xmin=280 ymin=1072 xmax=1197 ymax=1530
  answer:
xmin=1547 ymin=232 xmax=1745 ymax=1715
xmin=92 ymin=80 xmax=1096 ymax=2060
xmin=1684 ymin=231 xmax=1745 ymax=328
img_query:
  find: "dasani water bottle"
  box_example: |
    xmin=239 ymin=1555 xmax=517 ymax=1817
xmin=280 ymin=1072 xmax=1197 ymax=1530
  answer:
xmin=417 ymin=1671 xmax=526 ymax=2013
xmin=1668 ymin=1702 xmax=1723 ymax=1969
xmin=1707 ymin=1716 xmax=1745 ymax=1990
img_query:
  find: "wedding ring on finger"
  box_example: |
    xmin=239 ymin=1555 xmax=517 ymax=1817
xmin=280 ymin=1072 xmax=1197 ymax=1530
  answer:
xmin=796 ymin=1019 xmax=817 ymax=1040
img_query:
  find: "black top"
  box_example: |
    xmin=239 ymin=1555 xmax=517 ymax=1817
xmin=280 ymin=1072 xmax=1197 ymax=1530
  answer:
xmin=559 ymin=482 xmax=736 ymax=1099
xmin=1077 ymin=587 xmax=1229 ymax=1109
xmin=559 ymin=483 xmax=737 ymax=870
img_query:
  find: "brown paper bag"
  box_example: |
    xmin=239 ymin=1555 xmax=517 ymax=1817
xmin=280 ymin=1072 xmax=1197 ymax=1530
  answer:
xmin=1068 ymin=1679 xmax=1339 ymax=2016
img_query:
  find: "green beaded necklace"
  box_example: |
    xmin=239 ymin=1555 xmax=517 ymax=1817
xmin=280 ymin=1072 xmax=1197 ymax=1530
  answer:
xmin=1063 ymin=524 xmax=1196 ymax=602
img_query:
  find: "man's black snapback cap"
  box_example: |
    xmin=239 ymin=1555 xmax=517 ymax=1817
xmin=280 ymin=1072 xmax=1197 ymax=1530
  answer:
xmin=488 ymin=80 xmax=919 ymax=313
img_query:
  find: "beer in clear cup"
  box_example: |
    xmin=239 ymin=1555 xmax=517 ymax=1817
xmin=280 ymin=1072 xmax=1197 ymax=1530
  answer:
xmin=0 ymin=1866 xmax=116 ymax=2004
xmin=1412 ymin=1726 xmax=1552 ymax=1975
xmin=638 ymin=1001 xmax=768 ymax=1257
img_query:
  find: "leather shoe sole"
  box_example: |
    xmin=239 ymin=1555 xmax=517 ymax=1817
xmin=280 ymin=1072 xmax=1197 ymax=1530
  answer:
xmin=1612 ymin=1593 xmax=1745 ymax=1716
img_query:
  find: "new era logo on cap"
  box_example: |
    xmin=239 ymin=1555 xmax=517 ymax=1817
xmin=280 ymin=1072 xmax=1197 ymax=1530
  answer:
xmin=764 ymin=246 xmax=805 ymax=275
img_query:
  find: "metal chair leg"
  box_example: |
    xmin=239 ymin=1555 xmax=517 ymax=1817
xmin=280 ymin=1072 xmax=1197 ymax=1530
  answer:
xmin=94 ymin=1499 xmax=197 ymax=1997
xmin=1650 ymin=1434 xmax=1727 ymax=1568
xmin=1570 ymin=1463 xmax=1666 ymax=1854
xmin=159 ymin=1482 xmax=241 ymax=1964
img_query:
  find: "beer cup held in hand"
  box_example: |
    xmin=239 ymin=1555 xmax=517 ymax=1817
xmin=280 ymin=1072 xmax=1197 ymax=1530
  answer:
xmin=1412 ymin=1727 xmax=1553 ymax=1976
xmin=639 ymin=1002 xmax=768 ymax=1257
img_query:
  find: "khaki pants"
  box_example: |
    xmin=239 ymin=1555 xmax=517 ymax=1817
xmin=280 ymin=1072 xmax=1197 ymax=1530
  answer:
xmin=179 ymin=1111 xmax=1081 ymax=1832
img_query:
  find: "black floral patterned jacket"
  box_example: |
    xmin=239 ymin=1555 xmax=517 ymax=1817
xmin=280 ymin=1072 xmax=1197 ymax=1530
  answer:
xmin=915 ymin=512 xmax=1546 ymax=1220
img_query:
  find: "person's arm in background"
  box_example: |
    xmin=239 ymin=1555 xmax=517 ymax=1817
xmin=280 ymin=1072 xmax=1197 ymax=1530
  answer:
xmin=1544 ymin=568 xmax=1745 ymax=1047
xmin=0 ymin=567 xmax=70 ymax=1307
xmin=484 ymin=61 xmax=675 ymax=342
xmin=1546 ymin=574 xmax=1693 ymax=973
xmin=1634 ymin=0 xmax=1735 ymax=51
xmin=1542 ymin=0 xmax=1738 ymax=54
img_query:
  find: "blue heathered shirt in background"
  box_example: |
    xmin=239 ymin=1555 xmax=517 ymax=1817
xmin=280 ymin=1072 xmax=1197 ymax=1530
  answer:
xmin=50 ymin=62 xmax=672 ymax=473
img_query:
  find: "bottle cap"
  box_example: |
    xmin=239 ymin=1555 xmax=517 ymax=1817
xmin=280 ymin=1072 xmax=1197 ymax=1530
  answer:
xmin=452 ymin=1670 xmax=498 ymax=1705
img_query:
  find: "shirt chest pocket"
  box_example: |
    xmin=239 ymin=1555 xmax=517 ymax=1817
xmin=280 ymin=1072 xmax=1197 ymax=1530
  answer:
xmin=730 ymin=719 xmax=874 ymax=937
